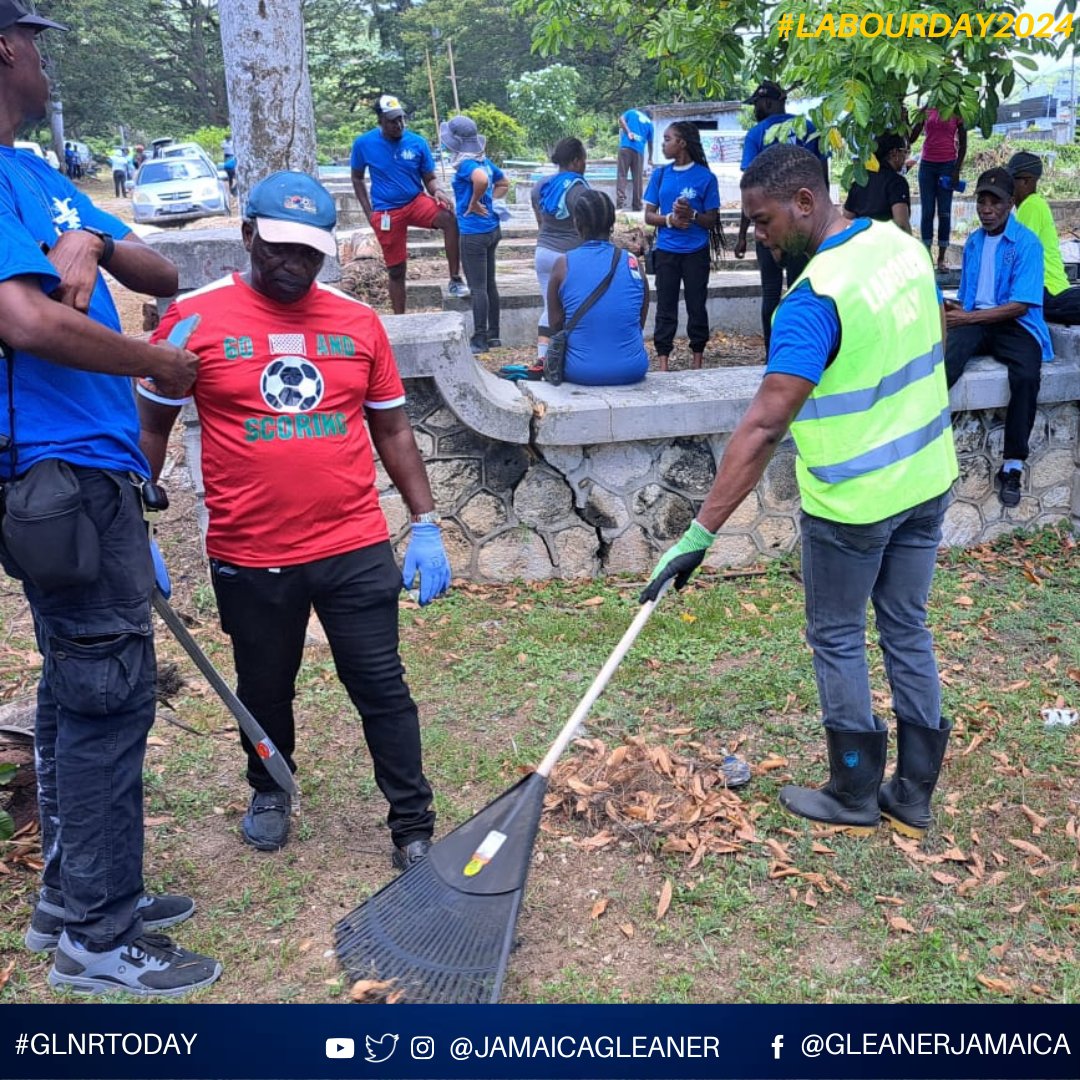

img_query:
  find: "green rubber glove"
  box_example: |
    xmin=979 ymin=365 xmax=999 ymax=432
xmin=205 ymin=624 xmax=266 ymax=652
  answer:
xmin=639 ymin=520 xmax=716 ymax=602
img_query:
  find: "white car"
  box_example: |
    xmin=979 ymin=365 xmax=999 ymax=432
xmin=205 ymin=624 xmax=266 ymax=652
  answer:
xmin=15 ymin=139 xmax=61 ymax=170
xmin=131 ymin=157 xmax=230 ymax=225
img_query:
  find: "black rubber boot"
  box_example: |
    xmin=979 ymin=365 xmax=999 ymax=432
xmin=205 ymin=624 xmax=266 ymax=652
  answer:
xmin=879 ymin=719 xmax=952 ymax=840
xmin=779 ymin=724 xmax=887 ymax=835
xmin=469 ymin=331 xmax=488 ymax=355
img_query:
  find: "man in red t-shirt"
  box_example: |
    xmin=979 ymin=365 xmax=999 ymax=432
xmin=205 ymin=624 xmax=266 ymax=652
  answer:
xmin=138 ymin=171 xmax=450 ymax=866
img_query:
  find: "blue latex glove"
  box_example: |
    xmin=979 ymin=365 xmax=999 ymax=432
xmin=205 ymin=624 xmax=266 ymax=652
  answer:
xmin=402 ymin=522 xmax=451 ymax=606
xmin=150 ymin=537 xmax=172 ymax=599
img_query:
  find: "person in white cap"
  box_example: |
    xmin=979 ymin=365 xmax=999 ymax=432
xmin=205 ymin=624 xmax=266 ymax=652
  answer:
xmin=138 ymin=170 xmax=449 ymax=870
xmin=350 ymin=93 xmax=469 ymax=313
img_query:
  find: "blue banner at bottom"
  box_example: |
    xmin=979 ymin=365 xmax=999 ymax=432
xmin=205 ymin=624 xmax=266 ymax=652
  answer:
xmin=0 ymin=1004 xmax=1075 ymax=1079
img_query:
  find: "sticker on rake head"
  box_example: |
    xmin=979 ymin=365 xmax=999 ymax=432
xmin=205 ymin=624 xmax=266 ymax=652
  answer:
xmin=256 ymin=741 xmax=276 ymax=760
xmin=463 ymin=829 xmax=507 ymax=876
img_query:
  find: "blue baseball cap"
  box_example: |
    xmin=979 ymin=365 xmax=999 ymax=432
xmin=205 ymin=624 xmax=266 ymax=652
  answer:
xmin=244 ymin=171 xmax=337 ymax=257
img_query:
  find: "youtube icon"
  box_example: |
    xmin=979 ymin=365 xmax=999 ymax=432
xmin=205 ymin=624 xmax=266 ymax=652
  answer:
xmin=324 ymin=1038 xmax=354 ymax=1059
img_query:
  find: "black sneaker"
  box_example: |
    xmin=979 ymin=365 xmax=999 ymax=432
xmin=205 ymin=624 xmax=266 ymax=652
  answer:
xmin=469 ymin=333 xmax=488 ymax=355
xmin=241 ymin=790 xmax=291 ymax=851
xmin=997 ymin=467 xmax=1022 ymax=508
xmin=487 ymin=337 xmax=502 ymax=349
xmin=49 ymin=931 xmax=221 ymax=997
xmin=25 ymin=894 xmax=196 ymax=954
xmin=392 ymin=838 xmax=432 ymax=871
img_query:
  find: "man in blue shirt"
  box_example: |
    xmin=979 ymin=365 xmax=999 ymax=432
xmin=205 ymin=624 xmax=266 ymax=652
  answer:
xmin=0 ymin=0 xmax=220 ymax=995
xmin=735 ymin=81 xmax=827 ymax=350
xmin=350 ymin=94 xmax=469 ymax=314
xmin=945 ymin=167 xmax=1052 ymax=507
xmin=616 ymin=107 xmax=653 ymax=212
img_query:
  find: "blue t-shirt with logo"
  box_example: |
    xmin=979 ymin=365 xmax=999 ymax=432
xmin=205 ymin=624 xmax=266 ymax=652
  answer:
xmin=0 ymin=145 xmax=147 ymax=479
xmin=452 ymin=158 xmax=505 ymax=235
xmin=620 ymin=110 xmax=653 ymax=155
xmin=560 ymin=241 xmax=648 ymax=385
xmin=350 ymin=128 xmax=435 ymax=210
xmin=643 ymin=163 xmax=720 ymax=254
xmin=741 ymin=113 xmax=826 ymax=170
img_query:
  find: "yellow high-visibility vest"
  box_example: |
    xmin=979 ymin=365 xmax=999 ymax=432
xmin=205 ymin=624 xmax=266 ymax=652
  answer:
xmin=785 ymin=220 xmax=958 ymax=523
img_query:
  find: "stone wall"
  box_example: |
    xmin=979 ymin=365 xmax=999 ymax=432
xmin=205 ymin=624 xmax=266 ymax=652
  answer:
xmin=153 ymin=232 xmax=1080 ymax=584
xmin=372 ymin=362 xmax=1079 ymax=582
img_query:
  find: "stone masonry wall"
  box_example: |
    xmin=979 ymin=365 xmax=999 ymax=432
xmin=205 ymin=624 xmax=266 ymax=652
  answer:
xmin=377 ymin=378 xmax=1080 ymax=582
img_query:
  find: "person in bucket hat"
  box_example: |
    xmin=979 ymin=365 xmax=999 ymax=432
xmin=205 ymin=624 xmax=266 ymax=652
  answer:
xmin=441 ymin=115 xmax=510 ymax=353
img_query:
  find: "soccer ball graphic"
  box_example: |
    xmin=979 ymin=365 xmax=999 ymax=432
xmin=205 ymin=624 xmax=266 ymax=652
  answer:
xmin=260 ymin=357 xmax=324 ymax=413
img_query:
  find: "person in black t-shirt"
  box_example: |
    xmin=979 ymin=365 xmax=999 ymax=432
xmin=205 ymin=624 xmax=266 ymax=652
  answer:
xmin=843 ymin=134 xmax=911 ymax=232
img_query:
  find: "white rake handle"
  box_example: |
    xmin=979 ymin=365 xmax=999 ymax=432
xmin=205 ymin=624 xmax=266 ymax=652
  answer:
xmin=535 ymin=579 xmax=672 ymax=779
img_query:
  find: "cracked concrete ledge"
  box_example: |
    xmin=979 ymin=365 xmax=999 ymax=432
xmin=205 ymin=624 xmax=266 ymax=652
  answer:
xmin=382 ymin=312 xmax=532 ymax=444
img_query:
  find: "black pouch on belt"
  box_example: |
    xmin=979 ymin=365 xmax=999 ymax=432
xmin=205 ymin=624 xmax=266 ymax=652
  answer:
xmin=1 ymin=459 xmax=100 ymax=591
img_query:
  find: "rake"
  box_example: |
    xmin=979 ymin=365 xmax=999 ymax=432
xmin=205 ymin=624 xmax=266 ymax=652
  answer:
xmin=333 ymin=581 xmax=671 ymax=1004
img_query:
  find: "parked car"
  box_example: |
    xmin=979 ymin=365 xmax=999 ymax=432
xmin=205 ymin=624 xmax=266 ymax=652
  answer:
xmin=131 ymin=156 xmax=230 ymax=225
xmin=14 ymin=139 xmax=61 ymax=170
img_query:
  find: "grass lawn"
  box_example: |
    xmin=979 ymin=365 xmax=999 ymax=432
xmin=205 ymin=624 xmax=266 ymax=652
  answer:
xmin=0 ymin=519 xmax=1077 ymax=1004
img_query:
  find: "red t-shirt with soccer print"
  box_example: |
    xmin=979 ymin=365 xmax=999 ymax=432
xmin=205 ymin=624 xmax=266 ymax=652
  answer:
xmin=148 ymin=273 xmax=405 ymax=567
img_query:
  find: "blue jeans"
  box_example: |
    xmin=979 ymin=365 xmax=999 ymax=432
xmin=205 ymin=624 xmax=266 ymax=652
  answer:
xmin=21 ymin=468 xmax=156 ymax=949
xmin=801 ymin=492 xmax=950 ymax=733
xmin=918 ymin=158 xmax=956 ymax=250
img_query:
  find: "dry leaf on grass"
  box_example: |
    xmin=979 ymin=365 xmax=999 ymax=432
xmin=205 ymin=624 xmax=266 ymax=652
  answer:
xmin=931 ymin=871 xmax=959 ymax=886
xmin=1007 ymin=838 xmax=1050 ymax=862
xmin=577 ymin=596 xmax=604 ymax=607
xmin=590 ymin=898 xmax=609 ymax=920
xmin=887 ymin=916 xmax=916 ymax=934
xmin=0 ymin=959 xmax=14 ymax=991
xmin=350 ymin=978 xmax=401 ymax=1003
xmin=976 ymin=973 xmax=1015 ymax=994
xmin=619 ymin=923 xmax=635 ymax=939
xmin=656 ymin=879 xmax=673 ymax=920
xmin=875 ymin=895 xmax=904 ymax=906
xmin=1020 ymin=804 xmax=1049 ymax=834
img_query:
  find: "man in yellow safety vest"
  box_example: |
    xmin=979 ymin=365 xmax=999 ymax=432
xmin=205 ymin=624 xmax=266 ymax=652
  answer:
xmin=643 ymin=144 xmax=958 ymax=843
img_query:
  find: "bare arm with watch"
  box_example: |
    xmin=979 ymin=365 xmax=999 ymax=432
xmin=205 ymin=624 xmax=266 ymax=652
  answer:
xmin=366 ymin=405 xmax=451 ymax=605
xmin=45 ymin=227 xmax=178 ymax=312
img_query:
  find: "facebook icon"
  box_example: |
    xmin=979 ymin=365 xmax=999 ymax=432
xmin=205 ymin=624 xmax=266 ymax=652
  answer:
xmin=772 ymin=1034 xmax=784 ymax=1059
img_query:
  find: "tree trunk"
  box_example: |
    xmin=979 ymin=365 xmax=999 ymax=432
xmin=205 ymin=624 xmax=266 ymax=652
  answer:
xmin=217 ymin=0 xmax=318 ymax=207
xmin=49 ymin=98 xmax=64 ymax=160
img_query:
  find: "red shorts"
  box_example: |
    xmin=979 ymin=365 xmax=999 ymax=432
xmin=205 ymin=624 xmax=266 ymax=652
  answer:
xmin=373 ymin=193 xmax=444 ymax=267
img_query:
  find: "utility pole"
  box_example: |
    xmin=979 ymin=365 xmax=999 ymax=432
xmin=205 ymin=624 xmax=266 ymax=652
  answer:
xmin=447 ymin=40 xmax=461 ymax=113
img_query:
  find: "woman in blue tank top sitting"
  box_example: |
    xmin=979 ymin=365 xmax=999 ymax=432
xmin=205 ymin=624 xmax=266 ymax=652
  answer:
xmin=546 ymin=190 xmax=650 ymax=386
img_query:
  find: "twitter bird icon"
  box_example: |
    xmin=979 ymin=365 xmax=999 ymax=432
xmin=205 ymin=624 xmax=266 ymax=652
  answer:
xmin=365 ymin=1034 xmax=399 ymax=1064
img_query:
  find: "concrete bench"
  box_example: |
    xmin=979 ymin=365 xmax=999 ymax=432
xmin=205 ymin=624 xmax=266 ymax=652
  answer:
xmin=387 ymin=313 xmax=1080 ymax=449
xmin=404 ymin=268 xmax=765 ymax=343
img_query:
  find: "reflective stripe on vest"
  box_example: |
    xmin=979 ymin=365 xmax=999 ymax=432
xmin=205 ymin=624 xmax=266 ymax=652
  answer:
xmin=785 ymin=220 xmax=957 ymax=524
xmin=807 ymin=405 xmax=952 ymax=483
xmin=795 ymin=343 xmax=943 ymax=423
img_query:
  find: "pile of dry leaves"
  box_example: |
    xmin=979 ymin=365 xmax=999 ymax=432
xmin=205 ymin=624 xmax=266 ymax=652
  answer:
xmin=543 ymin=731 xmax=775 ymax=868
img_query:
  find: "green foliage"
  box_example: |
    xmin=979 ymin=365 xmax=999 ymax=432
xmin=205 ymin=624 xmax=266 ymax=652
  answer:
xmin=524 ymin=0 xmax=1062 ymax=185
xmin=189 ymin=126 xmax=231 ymax=161
xmin=508 ymin=64 xmax=582 ymax=153
xmin=0 ymin=763 xmax=15 ymax=844
xmin=461 ymin=102 xmax=527 ymax=163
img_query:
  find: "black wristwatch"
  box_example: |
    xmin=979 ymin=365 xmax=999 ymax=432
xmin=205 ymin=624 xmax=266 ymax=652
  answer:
xmin=81 ymin=227 xmax=115 ymax=267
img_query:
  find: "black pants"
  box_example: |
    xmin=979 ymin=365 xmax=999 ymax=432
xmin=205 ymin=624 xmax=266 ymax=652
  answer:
xmin=15 ymin=469 xmax=156 ymax=950
xmin=653 ymin=245 xmax=711 ymax=356
xmin=1043 ymin=284 xmax=1080 ymax=325
xmin=113 ymin=169 xmax=127 ymax=198
xmin=757 ymin=241 xmax=808 ymax=349
xmin=210 ymin=542 xmax=435 ymax=846
xmin=945 ymin=320 xmax=1042 ymax=461
xmin=460 ymin=227 xmax=501 ymax=338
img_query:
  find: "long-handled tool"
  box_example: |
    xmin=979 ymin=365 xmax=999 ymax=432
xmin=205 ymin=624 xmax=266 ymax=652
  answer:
xmin=151 ymin=588 xmax=298 ymax=798
xmin=333 ymin=581 xmax=671 ymax=1003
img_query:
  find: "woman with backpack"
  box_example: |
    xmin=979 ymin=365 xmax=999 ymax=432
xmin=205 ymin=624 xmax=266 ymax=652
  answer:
xmin=642 ymin=122 xmax=720 ymax=371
